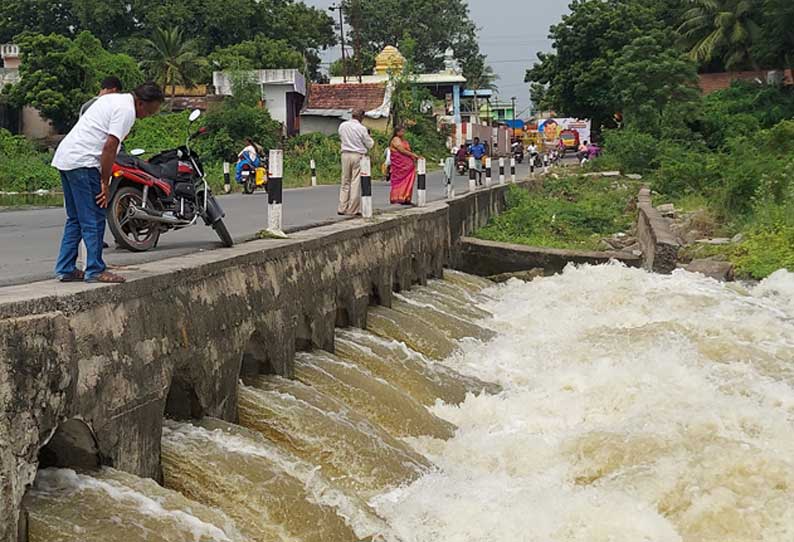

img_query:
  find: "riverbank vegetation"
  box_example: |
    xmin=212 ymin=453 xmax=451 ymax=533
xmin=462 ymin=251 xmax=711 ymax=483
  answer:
xmin=524 ymin=0 xmax=794 ymax=279
xmin=477 ymin=177 xmax=640 ymax=251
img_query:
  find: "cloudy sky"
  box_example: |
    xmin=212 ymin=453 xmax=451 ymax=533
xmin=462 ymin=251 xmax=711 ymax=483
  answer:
xmin=303 ymin=0 xmax=570 ymax=114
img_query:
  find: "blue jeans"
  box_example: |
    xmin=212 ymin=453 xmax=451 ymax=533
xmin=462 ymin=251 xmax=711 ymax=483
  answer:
xmin=55 ymin=168 xmax=107 ymax=280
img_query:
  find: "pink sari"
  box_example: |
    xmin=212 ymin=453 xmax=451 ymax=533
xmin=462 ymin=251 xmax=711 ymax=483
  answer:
xmin=390 ymin=138 xmax=416 ymax=204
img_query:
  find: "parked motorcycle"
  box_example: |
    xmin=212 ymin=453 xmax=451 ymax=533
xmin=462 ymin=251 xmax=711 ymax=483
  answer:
xmin=107 ymin=109 xmax=233 ymax=252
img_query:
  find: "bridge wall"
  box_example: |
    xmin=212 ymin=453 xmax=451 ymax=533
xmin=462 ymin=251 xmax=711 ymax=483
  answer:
xmin=0 ymin=183 xmax=513 ymax=541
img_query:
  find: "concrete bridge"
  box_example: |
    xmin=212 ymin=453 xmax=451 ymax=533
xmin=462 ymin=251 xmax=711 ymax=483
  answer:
xmin=0 ymin=182 xmax=516 ymax=541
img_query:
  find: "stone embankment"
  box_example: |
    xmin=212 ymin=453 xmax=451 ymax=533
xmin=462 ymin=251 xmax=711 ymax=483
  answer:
xmin=636 ymin=187 xmax=680 ymax=274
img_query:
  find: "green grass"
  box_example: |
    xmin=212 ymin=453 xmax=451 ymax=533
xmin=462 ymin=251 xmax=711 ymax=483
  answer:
xmin=476 ymin=176 xmax=641 ymax=251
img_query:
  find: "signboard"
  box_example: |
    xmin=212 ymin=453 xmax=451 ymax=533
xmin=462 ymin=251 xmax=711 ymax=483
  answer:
xmin=538 ymin=118 xmax=592 ymax=145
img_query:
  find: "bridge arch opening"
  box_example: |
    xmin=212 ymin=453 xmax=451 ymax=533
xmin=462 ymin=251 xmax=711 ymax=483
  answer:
xmin=240 ymin=329 xmax=276 ymax=377
xmin=38 ymin=418 xmax=100 ymax=471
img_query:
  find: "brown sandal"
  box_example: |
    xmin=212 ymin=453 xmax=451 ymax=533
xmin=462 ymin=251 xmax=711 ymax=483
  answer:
xmin=85 ymin=271 xmax=126 ymax=284
xmin=59 ymin=270 xmax=85 ymax=282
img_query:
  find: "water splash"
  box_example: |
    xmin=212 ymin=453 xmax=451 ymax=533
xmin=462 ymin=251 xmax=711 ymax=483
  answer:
xmin=374 ymin=264 xmax=794 ymax=542
xmin=25 ymin=467 xmax=242 ymax=542
xmin=238 ymin=376 xmax=430 ymax=498
xmin=295 ymin=350 xmax=456 ymax=439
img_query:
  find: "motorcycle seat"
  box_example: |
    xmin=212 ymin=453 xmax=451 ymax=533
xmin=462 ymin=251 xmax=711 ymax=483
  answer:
xmin=117 ymin=153 xmax=165 ymax=179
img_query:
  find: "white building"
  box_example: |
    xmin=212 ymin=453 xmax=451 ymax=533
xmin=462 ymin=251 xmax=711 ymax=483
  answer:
xmin=212 ymin=69 xmax=307 ymax=136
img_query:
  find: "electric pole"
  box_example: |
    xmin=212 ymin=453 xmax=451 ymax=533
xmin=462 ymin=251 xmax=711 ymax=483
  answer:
xmin=511 ymin=96 xmax=517 ymax=139
xmin=329 ymin=4 xmax=347 ymax=83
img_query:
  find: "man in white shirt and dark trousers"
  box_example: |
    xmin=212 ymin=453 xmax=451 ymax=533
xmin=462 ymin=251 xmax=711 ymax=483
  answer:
xmin=338 ymin=109 xmax=374 ymax=216
xmin=52 ymin=82 xmax=164 ymax=284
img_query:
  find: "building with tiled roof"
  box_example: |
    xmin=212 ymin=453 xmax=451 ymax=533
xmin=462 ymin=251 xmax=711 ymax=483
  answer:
xmin=301 ymin=82 xmax=391 ymax=135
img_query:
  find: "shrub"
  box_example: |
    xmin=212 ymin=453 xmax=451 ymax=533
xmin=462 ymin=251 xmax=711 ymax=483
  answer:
xmin=599 ymin=128 xmax=659 ymax=174
xmin=0 ymin=129 xmax=59 ymax=192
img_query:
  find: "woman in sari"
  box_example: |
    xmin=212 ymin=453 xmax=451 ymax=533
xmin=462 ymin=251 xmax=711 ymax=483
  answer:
xmin=389 ymin=126 xmax=421 ymax=205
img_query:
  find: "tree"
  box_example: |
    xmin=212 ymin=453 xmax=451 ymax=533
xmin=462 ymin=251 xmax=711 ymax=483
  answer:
xmin=5 ymin=31 xmax=143 ymax=131
xmin=208 ymin=37 xmax=304 ymax=72
xmin=754 ymin=0 xmax=794 ymax=72
xmin=340 ymin=0 xmax=484 ymax=80
xmin=141 ymin=27 xmax=206 ymax=101
xmin=525 ymin=0 xmax=685 ymax=130
xmin=678 ymin=0 xmax=762 ymax=70
xmin=612 ymin=33 xmax=700 ymax=134
xmin=0 ymin=0 xmax=77 ymax=43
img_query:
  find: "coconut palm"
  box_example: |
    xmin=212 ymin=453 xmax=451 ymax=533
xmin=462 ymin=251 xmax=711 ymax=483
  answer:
xmin=678 ymin=0 xmax=762 ymax=70
xmin=141 ymin=27 xmax=207 ymax=103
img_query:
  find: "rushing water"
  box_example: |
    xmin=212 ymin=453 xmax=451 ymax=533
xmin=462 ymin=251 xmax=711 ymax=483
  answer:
xmin=24 ymin=265 xmax=794 ymax=541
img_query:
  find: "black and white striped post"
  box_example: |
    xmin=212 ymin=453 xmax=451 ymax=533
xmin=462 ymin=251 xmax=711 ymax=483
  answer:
xmin=468 ymin=156 xmax=477 ymax=192
xmin=267 ymin=149 xmax=286 ymax=237
xmin=445 ymin=157 xmax=455 ymax=199
xmin=361 ymin=156 xmax=373 ymax=218
xmin=310 ymin=159 xmax=317 ymax=187
xmin=510 ymin=157 xmax=516 ymax=183
xmin=485 ymin=157 xmax=492 ymax=187
xmin=417 ymin=157 xmax=427 ymax=207
xmin=543 ymin=154 xmax=550 ymax=174
xmin=223 ymin=161 xmax=231 ymax=193
xmin=499 ymin=157 xmax=505 ymax=184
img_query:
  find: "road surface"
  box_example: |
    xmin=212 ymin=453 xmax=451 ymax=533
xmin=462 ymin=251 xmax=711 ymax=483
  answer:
xmin=0 ymin=163 xmax=533 ymax=287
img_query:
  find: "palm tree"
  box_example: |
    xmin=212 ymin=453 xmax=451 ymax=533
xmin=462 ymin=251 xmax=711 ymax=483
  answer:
xmin=678 ymin=0 xmax=762 ymax=71
xmin=141 ymin=27 xmax=207 ymax=104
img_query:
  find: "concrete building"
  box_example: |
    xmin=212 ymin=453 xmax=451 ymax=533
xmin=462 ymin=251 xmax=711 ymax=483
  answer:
xmin=301 ymin=82 xmax=390 ymax=135
xmin=0 ymin=43 xmax=57 ymax=139
xmin=213 ymin=69 xmax=307 ymax=136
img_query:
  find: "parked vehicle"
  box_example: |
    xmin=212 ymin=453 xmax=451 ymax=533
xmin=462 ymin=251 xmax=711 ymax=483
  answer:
xmin=107 ymin=109 xmax=233 ymax=252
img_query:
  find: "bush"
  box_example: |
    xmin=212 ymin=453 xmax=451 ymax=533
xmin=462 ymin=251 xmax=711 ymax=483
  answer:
xmin=599 ymin=128 xmax=659 ymax=174
xmin=476 ymin=177 xmax=639 ymax=250
xmin=0 ymin=129 xmax=59 ymax=192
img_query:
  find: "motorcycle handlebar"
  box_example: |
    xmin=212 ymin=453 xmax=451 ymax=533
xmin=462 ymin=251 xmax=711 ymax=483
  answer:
xmin=189 ymin=127 xmax=208 ymax=140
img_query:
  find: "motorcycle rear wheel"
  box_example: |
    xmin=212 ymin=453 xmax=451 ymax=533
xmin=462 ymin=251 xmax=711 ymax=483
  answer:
xmin=108 ymin=185 xmax=161 ymax=252
xmin=212 ymin=219 xmax=234 ymax=247
xmin=243 ymin=177 xmax=256 ymax=194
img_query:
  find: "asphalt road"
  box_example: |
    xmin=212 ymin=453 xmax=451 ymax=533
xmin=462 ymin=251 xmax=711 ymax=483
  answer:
xmin=0 ymin=163 xmax=532 ymax=287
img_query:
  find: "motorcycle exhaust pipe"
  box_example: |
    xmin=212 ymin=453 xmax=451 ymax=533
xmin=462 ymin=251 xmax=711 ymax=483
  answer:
xmin=128 ymin=206 xmax=191 ymax=226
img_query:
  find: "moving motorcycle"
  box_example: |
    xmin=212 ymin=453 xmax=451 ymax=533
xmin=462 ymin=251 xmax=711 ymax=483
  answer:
xmin=240 ymin=153 xmax=268 ymax=195
xmin=107 ymin=109 xmax=233 ymax=252
xmin=512 ymin=145 xmax=524 ymax=164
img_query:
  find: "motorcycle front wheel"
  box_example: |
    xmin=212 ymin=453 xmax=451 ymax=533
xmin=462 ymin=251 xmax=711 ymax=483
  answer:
xmin=212 ymin=219 xmax=234 ymax=247
xmin=107 ymin=185 xmax=161 ymax=252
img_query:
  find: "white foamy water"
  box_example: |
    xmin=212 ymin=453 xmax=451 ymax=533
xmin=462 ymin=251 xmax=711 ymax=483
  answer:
xmin=373 ymin=264 xmax=794 ymax=542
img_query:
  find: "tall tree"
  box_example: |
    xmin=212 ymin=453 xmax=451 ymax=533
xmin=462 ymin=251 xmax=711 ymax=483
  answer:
xmin=612 ymin=33 xmax=700 ymax=133
xmin=208 ymin=37 xmax=304 ymax=71
xmin=678 ymin=0 xmax=762 ymax=70
xmin=141 ymin=27 xmax=206 ymax=101
xmin=525 ymin=0 xmax=676 ymax=129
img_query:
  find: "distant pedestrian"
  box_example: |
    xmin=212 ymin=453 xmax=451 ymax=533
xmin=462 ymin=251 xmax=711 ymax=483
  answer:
xmin=469 ymin=137 xmax=486 ymax=185
xmin=52 ymin=82 xmax=164 ymax=284
xmin=79 ymin=76 xmax=123 ymax=118
xmin=383 ymin=146 xmax=392 ymax=183
xmin=337 ymin=109 xmax=374 ymax=216
xmin=389 ymin=125 xmax=421 ymax=205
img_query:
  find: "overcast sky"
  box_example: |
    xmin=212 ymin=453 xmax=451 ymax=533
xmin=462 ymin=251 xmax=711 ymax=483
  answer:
xmin=303 ymin=0 xmax=570 ymax=114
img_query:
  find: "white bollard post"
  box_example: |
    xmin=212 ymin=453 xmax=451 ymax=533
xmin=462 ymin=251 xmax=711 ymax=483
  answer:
xmin=310 ymin=159 xmax=317 ymax=187
xmin=485 ymin=157 xmax=492 ymax=187
xmin=417 ymin=158 xmax=427 ymax=207
xmin=223 ymin=161 xmax=231 ymax=193
xmin=544 ymin=154 xmax=550 ymax=174
xmin=510 ymin=157 xmax=516 ymax=183
xmin=267 ymin=149 xmax=286 ymax=238
xmin=360 ymin=156 xmax=373 ymax=218
xmin=77 ymin=241 xmax=86 ymax=272
xmin=499 ymin=157 xmax=505 ymax=184
xmin=468 ymin=156 xmax=477 ymax=192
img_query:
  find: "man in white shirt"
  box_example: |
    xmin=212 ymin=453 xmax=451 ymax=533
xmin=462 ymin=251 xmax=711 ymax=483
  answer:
xmin=337 ymin=109 xmax=374 ymax=216
xmin=52 ymin=82 xmax=164 ymax=284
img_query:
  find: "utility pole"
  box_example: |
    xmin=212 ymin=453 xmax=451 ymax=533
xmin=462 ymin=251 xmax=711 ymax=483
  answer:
xmin=329 ymin=4 xmax=347 ymax=83
xmin=350 ymin=0 xmax=363 ymax=82
xmin=511 ymin=96 xmax=517 ymax=139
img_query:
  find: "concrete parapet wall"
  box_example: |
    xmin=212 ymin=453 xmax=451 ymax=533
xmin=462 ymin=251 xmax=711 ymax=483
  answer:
xmin=636 ymin=187 xmax=680 ymax=274
xmin=454 ymin=237 xmax=641 ymax=276
xmin=0 ymin=182 xmax=514 ymax=542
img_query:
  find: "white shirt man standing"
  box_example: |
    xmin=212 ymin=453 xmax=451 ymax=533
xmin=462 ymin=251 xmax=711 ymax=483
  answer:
xmin=52 ymin=82 xmax=164 ymax=284
xmin=337 ymin=109 xmax=374 ymax=216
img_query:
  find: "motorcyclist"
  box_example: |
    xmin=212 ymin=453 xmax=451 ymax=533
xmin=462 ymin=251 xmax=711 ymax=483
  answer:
xmin=235 ymin=138 xmax=262 ymax=182
xmin=455 ymin=143 xmax=468 ymax=167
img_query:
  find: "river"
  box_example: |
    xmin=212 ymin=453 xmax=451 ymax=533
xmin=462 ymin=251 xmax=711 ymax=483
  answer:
xmin=23 ymin=265 xmax=794 ymax=541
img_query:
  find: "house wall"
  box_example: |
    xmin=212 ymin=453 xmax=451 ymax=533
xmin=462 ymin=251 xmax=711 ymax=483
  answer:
xmin=300 ymin=116 xmax=342 ymax=136
xmin=21 ymin=107 xmax=56 ymax=140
